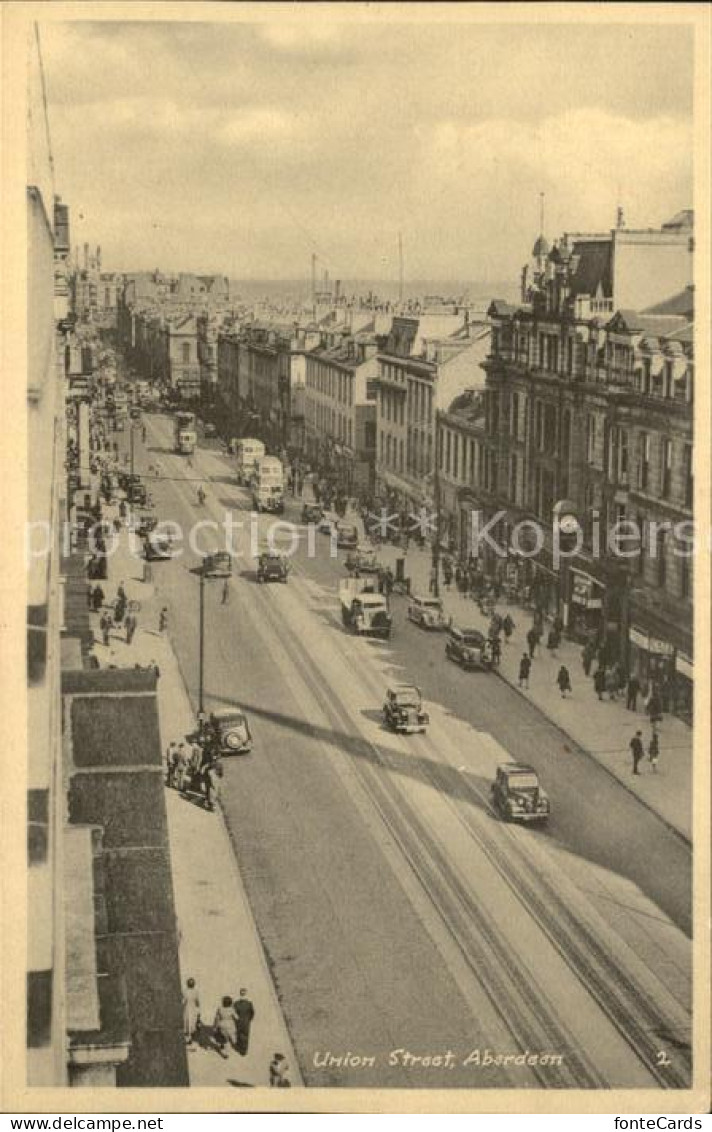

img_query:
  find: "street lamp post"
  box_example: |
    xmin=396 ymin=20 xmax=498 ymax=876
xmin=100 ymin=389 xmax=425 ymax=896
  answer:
xmin=198 ymin=566 xmax=205 ymax=717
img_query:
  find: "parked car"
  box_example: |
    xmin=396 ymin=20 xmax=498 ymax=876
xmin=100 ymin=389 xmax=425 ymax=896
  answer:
xmin=301 ymin=503 xmax=323 ymax=525
xmin=445 ymin=624 xmax=493 ymax=670
xmin=143 ymin=529 xmax=174 ymax=560
xmin=208 ymin=709 xmax=253 ymax=755
xmin=318 ymin=511 xmax=339 ymax=534
xmin=257 ymin=549 xmax=289 ymax=583
xmin=491 ymin=763 xmax=550 ymax=824
xmin=335 ymin=521 xmax=359 ymax=550
xmin=382 ymin=684 xmax=430 ymax=734
xmin=203 ymin=551 xmax=232 ymax=578
xmin=127 ymin=479 xmax=148 ymax=506
xmin=407 ymin=593 xmax=448 ymax=630
xmin=345 ymin=544 xmax=380 ymax=574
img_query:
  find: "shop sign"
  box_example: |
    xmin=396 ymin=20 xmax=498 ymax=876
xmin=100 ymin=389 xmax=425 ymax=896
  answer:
xmin=629 ymin=626 xmax=648 ymax=650
xmin=675 ymin=654 xmax=694 ymax=679
xmin=648 ymin=636 xmax=674 ymax=657
xmin=629 ymin=625 xmax=674 ymax=657
xmin=571 ymin=572 xmax=603 ymax=608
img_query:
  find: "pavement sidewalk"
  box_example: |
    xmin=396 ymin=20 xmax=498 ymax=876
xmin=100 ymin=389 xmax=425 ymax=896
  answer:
xmin=367 ymin=532 xmax=692 ymax=843
xmin=87 ymin=503 xmax=301 ymax=1087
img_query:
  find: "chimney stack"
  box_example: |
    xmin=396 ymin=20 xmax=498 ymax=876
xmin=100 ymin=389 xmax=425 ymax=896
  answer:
xmin=96 ymin=245 xmax=102 ymax=271
xmin=83 ymin=243 xmax=89 ymax=270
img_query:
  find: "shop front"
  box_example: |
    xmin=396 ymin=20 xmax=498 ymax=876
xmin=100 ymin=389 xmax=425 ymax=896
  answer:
xmin=567 ymin=569 xmax=605 ymax=643
xmin=627 ymin=624 xmax=692 ymax=723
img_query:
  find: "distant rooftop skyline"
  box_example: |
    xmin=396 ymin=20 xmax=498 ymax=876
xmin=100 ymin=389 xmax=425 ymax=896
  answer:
xmin=40 ymin=15 xmax=693 ymax=283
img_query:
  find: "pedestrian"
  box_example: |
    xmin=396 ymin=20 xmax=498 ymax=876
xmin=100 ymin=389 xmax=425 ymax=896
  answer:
xmin=113 ymin=597 xmax=126 ymax=625
xmin=100 ymin=611 xmax=111 ymax=647
xmin=557 ymin=665 xmax=572 ymax=698
xmin=546 ymin=626 xmax=560 ymax=656
xmin=213 ymin=996 xmax=236 ymax=1058
xmin=221 ymin=578 xmax=230 ymax=605
xmin=502 ymin=613 xmax=515 ymax=642
xmin=647 ymin=687 xmax=663 ymax=731
xmin=553 ymin=614 xmax=564 ymax=636
xmin=593 ymin=666 xmax=606 ymax=701
xmin=232 ymin=988 xmax=255 ymax=1056
xmin=117 ymin=581 xmax=127 ymax=604
xmin=87 ymin=582 xmax=94 ymax=609
xmin=183 ymin=978 xmax=201 ymax=1047
xmin=629 ymin=730 xmax=644 ymax=775
xmin=269 ymin=1052 xmax=291 ymax=1087
xmin=518 ymin=654 xmax=531 ymax=689
xmin=165 ymin=741 xmax=178 ymax=785
xmin=490 ymin=636 xmax=501 ymax=667
xmin=125 ymin=611 xmax=137 ymax=645
xmin=604 ymin=668 xmax=619 ymax=701
xmin=174 ymin=743 xmax=189 ymax=791
xmin=626 ymin=674 xmax=640 ymax=711
xmin=526 ymin=627 xmax=538 ymax=659
xmin=92 ymin=583 xmax=105 ymax=612
xmin=159 ymin=607 xmax=168 ymax=634
xmin=648 ymin=731 xmax=660 ymax=772
xmin=429 ymin=565 xmax=438 ymax=595
xmin=582 ymin=641 xmax=595 ymax=677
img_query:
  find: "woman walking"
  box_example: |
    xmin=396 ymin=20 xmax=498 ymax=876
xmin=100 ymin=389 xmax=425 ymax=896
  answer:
xmin=557 ymin=665 xmax=572 ymax=698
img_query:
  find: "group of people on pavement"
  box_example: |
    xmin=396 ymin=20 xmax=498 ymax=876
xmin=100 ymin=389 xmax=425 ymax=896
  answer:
xmin=516 ymin=612 xmax=572 ymax=698
xmin=165 ymin=728 xmax=224 ymax=811
xmin=182 ymin=978 xmax=290 ymax=1084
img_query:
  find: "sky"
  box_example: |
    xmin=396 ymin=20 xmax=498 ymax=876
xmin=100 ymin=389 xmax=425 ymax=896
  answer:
xmin=39 ymin=17 xmax=694 ymax=285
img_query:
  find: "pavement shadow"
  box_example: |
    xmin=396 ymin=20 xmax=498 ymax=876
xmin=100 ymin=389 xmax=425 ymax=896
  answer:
xmin=207 ymin=692 xmax=493 ymax=816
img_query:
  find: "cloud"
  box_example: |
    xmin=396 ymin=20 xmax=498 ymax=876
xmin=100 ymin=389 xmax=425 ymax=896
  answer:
xmin=38 ymin=19 xmax=694 ymax=282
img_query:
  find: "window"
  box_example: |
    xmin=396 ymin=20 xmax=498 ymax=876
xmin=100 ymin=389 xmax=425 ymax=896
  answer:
xmin=638 ymin=432 xmax=650 ymax=491
xmin=445 ymin=430 xmax=452 ymax=476
xmin=655 ymin=527 xmax=667 ymax=588
xmin=683 ymin=444 xmax=693 ymax=509
xmin=182 ymin=341 xmax=191 ymax=364
xmin=560 ymin=409 xmax=571 ymax=461
xmin=511 ymin=392 xmax=519 ymax=439
xmin=680 ymin=551 xmax=692 ymax=600
xmin=586 ymin=414 xmax=598 ymax=466
xmin=510 ymin=454 xmax=518 ymax=502
xmin=535 ymin=401 xmax=544 ymax=450
xmin=543 ymin=404 xmax=557 ymax=451
xmin=661 ymin=438 xmax=672 ymax=499
xmin=618 ymin=429 xmax=629 ymax=483
xmin=453 ymin=435 xmax=460 ymax=480
xmin=636 ymin=513 xmax=646 ymax=575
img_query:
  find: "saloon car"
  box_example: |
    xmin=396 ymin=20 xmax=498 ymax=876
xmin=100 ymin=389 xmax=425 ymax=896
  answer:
xmin=445 ymin=625 xmax=493 ymax=671
xmin=344 ymin=544 xmax=380 ymax=574
xmin=208 ymin=709 xmax=253 ymax=756
xmin=491 ymin=763 xmax=550 ymax=824
xmin=203 ymin=551 xmax=232 ymax=578
xmin=407 ymin=594 xmax=448 ymax=630
xmin=257 ymin=549 xmax=289 ymax=583
xmin=382 ymin=684 xmax=430 ymax=734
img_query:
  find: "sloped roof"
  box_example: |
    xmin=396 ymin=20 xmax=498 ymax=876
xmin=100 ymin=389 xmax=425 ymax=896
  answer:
xmin=568 ymin=239 xmax=613 ymax=299
xmin=644 ymin=286 xmax=694 ymax=319
xmin=610 ymin=311 xmax=688 ymax=337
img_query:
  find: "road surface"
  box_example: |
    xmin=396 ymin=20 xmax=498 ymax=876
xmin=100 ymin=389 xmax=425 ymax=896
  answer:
xmin=127 ymin=413 xmax=692 ymax=1090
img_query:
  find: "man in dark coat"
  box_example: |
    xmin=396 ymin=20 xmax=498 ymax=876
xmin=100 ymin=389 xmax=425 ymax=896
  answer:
xmin=626 ymin=674 xmax=640 ymax=711
xmin=629 ymin=730 xmax=644 ymax=775
xmin=233 ymin=989 xmax=255 ymax=1056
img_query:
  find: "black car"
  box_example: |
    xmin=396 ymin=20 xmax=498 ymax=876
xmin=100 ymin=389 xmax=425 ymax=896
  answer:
xmin=445 ymin=625 xmax=493 ymax=671
xmin=257 ymin=551 xmax=288 ymax=583
xmin=301 ymin=503 xmax=323 ymax=524
xmin=491 ymin=763 xmax=550 ymax=823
